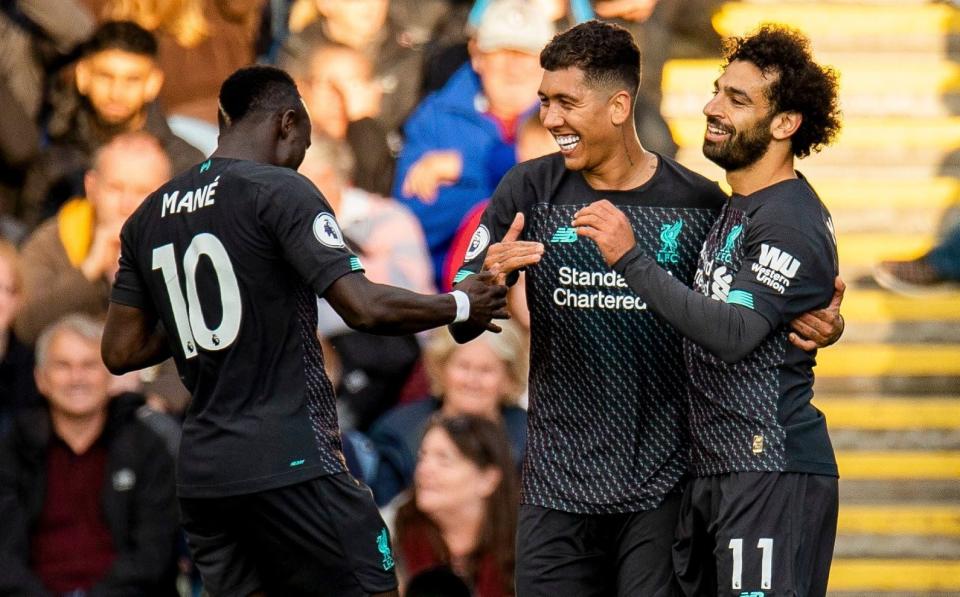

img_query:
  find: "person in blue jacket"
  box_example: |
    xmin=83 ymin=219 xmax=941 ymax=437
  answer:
xmin=394 ymin=0 xmax=554 ymax=286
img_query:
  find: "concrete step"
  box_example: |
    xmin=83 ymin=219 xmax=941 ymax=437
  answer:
xmin=828 ymin=559 xmax=960 ymax=592
xmin=841 ymin=321 xmax=960 ymax=344
xmin=816 ymin=375 xmax=960 ymax=396
xmin=841 ymin=478 xmax=960 ymax=504
xmin=813 ymin=178 xmax=959 ymax=211
xmin=817 ymin=396 xmax=960 ymax=429
xmin=835 ymin=535 xmax=960 ymax=559
xmin=831 ymin=429 xmax=960 ymax=451
xmin=836 ymin=450 xmax=960 ymax=479
xmin=839 ymin=290 xmax=960 ymax=324
xmin=837 ymin=232 xmax=937 ymax=268
xmin=713 ymin=3 xmax=960 ymax=53
xmin=817 ymin=344 xmax=960 ymax=377
xmin=838 ymin=504 xmax=960 ymax=535
xmin=830 ymin=207 xmax=945 ymax=235
xmin=663 ymin=58 xmax=960 ymax=118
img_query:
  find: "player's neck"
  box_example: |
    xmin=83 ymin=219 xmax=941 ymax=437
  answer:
xmin=726 ymin=146 xmax=796 ymax=197
xmin=582 ymin=137 xmax=655 ymax=191
xmin=212 ymin=128 xmax=274 ymax=164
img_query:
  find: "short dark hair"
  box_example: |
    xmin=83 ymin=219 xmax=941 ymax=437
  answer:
xmin=83 ymin=20 xmax=158 ymax=59
xmin=723 ymin=24 xmax=841 ymax=158
xmin=539 ymin=20 xmax=641 ymax=98
xmin=218 ymin=65 xmax=303 ymax=126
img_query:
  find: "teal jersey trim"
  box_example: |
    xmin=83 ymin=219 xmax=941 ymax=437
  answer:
xmin=726 ymin=289 xmax=755 ymax=309
xmin=349 ymin=256 xmax=363 ymax=272
xmin=453 ymin=269 xmax=475 ymax=284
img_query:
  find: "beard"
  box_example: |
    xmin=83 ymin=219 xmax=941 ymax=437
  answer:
xmin=703 ymin=113 xmax=774 ymax=171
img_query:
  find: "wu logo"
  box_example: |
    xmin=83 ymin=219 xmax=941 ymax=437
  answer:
xmin=656 ymin=219 xmax=683 ymax=264
xmin=377 ymin=528 xmax=395 ymax=571
xmin=758 ymin=244 xmax=801 ymax=278
xmin=718 ymin=224 xmax=743 ymax=263
xmin=550 ymin=227 xmax=578 ymax=243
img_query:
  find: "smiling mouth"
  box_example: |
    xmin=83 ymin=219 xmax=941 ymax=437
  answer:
xmin=705 ymin=121 xmax=732 ymax=142
xmin=554 ymin=134 xmax=580 ymax=153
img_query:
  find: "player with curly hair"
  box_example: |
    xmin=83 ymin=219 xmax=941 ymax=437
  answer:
xmin=575 ymin=25 xmax=843 ymax=596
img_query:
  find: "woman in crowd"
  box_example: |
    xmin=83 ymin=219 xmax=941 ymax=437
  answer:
xmin=394 ymin=414 xmax=519 ymax=597
xmin=367 ymin=320 xmax=528 ymax=504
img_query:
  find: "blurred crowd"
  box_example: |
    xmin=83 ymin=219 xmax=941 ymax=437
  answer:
xmin=0 ymin=1 xmax=724 ymax=595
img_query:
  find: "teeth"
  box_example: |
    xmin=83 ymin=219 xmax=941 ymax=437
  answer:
xmin=555 ymin=134 xmax=580 ymax=151
xmin=707 ymin=124 xmax=729 ymax=136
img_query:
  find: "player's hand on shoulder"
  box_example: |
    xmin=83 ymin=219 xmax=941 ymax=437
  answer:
xmin=458 ymin=271 xmax=509 ymax=332
xmin=572 ymin=200 xmax=637 ymax=266
xmin=789 ymin=275 xmax=846 ymax=351
xmin=483 ymin=213 xmax=544 ymax=284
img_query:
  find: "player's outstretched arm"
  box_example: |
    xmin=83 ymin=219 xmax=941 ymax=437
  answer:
xmin=324 ymin=271 xmax=509 ymax=336
xmin=573 ymin=200 xmax=773 ymax=363
xmin=102 ymin=302 xmax=172 ymax=375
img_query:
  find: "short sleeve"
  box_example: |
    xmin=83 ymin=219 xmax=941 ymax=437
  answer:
xmin=454 ymin=166 xmax=531 ymax=285
xmin=728 ymin=217 xmax=836 ymax=328
xmin=257 ymin=174 xmax=364 ymax=296
xmin=110 ymin=216 xmax=152 ymax=310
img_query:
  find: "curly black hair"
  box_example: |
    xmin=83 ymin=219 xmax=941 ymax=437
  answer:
xmin=723 ymin=24 xmax=841 ymax=158
xmin=218 ymin=65 xmax=303 ymax=126
xmin=540 ymin=20 xmax=641 ymax=98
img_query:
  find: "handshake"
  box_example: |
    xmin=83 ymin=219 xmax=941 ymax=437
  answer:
xmin=451 ymin=213 xmax=545 ymax=335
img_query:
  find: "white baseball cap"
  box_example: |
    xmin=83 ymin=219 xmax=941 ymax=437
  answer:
xmin=475 ymin=0 xmax=556 ymax=56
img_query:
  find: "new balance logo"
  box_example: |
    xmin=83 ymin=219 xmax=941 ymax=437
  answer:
xmin=550 ymin=227 xmax=578 ymax=243
xmin=757 ymin=244 xmax=800 ymax=278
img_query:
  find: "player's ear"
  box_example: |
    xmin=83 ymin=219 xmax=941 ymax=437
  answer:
xmin=771 ymin=111 xmax=802 ymax=141
xmin=279 ymin=109 xmax=297 ymax=139
xmin=609 ymin=90 xmax=632 ymax=127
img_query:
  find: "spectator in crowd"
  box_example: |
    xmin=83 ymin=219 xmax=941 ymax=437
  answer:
xmin=0 ymin=242 xmax=41 ymax=436
xmin=283 ymin=42 xmax=395 ymax=196
xmin=0 ymin=314 xmax=179 ymax=596
xmin=873 ymin=226 xmax=960 ymax=294
xmin=21 ymin=20 xmax=202 ymax=226
xmin=16 ymin=132 xmax=172 ymax=345
xmin=0 ymin=0 xmax=95 ymax=221
xmin=394 ymin=415 xmax=519 ymax=597
xmin=394 ymin=0 xmax=553 ymax=286
xmin=368 ymin=322 xmax=527 ymax=505
xmin=300 ymin=135 xmax=434 ymax=430
xmin=90 ymin=0 xmax=264 ymax=131
xmin=422 ymin=0 xmax=594 ymax=96
xmin=283 ymin=0 xmax=424 ymax=134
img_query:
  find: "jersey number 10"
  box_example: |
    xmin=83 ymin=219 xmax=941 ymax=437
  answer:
xmin=152 ymin=233 xmax=242 ymax=358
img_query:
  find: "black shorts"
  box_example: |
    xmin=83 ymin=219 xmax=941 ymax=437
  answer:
xmin=673 ymin=472 xmax=838 ymax=597
xmin=179 ymin=473 xmax=398 ymax=597
xmin=516 ymin=492 xmax=681 ymax=597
